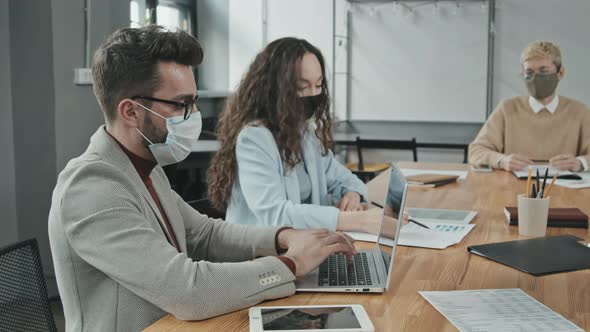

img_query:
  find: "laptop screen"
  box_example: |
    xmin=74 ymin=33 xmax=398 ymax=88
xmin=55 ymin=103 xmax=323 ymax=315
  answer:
xmin=375 ymin=165 xmax=407 ymax=277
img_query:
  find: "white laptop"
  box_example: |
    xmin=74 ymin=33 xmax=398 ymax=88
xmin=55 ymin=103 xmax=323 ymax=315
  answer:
xmin=295 ymin=164 xmax=407 ymax=293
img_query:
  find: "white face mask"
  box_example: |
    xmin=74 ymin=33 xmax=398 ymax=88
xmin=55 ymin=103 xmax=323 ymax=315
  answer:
xmin=133 ymin=102 xmax=202 ymax=166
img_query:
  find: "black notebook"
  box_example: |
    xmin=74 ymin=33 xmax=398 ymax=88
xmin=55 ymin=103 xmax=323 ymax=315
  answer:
xmin=468 ymin=235 xmax=590 ymax=276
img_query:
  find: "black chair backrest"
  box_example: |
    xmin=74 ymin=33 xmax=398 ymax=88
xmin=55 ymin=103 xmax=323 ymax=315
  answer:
xmin=355 ymin=136 xmax=418 ymax=171
xmin=0 ymin=238 xmax=57 ymax=332
xmin=187 ymin=198 xmax=226 ymax=220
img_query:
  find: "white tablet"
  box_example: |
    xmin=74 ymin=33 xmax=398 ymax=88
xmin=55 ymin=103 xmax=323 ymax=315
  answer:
xmin=249 ymin=304 xmax=374 ymax=332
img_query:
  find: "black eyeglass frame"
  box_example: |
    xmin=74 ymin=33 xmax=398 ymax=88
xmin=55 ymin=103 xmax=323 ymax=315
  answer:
xmin=131 ymin=95 xmax=199 ymax=120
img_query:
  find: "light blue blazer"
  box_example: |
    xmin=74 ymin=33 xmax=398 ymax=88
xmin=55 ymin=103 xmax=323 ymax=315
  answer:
xmin=225 ymin=125 xmax=368 ymax=230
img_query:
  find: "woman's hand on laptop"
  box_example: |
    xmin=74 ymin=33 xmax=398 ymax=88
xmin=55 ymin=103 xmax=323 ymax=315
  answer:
xmin=279 ymin=229 xmax=356 ymax=277
xmin=361 ymin=209 xmax=408 ymax=238
xmin=336 ymin=192 xmax=363 ymax=211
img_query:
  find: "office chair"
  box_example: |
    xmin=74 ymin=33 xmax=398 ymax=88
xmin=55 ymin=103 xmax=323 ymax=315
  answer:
xmin=188 ymin=198 xmax=226 ymax=220
xmin=346 ymin=136 xmax=418 ymax=182
xmin=0 ymin=238 xmax=57 ymax=332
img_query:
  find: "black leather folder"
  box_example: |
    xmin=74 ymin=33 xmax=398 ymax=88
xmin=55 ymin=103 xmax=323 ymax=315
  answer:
xmin=468 ymin=235 xmax=590 ymax=276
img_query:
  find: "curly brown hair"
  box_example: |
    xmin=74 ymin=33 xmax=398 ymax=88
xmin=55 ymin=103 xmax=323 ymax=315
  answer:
xmin=207 ymin=37 xmax=334 ymax=210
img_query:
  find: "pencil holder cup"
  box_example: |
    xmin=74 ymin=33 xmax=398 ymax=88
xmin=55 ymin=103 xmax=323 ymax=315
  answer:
xmin=517 ymin=194 xmax=550 ymax=237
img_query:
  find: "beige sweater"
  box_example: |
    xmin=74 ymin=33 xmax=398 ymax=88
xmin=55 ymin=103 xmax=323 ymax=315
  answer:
xmin=469 ymin=96 xmax=590 ymax=168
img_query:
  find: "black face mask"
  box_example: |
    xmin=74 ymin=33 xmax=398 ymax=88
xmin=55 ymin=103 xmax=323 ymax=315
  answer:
xmin=300 ymin=94 xmax=322 ymax=120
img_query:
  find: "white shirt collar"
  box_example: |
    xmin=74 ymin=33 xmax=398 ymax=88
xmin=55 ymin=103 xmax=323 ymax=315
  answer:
xmin=528 ymin=95 xmax=559 ymax=114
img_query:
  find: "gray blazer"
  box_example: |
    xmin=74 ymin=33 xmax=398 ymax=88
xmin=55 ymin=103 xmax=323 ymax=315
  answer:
xmin=48 ymin=127 xmax=296 ymax=332
xmin=226 ymin=125 xmax=367 ymax=230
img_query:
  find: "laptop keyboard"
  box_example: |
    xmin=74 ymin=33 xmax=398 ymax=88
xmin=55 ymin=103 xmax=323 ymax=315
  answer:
xmin=318 ymin=252 xmax=373 ymax=287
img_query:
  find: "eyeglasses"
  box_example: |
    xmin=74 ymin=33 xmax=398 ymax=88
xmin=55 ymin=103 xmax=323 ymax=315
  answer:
xmin=131 ymin=95 xmax=199 ymax=120
xmin=523 ymin=64 xmax=561 ymax=81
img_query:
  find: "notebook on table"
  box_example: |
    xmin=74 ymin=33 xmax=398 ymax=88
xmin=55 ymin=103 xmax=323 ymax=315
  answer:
xmin=405 ymin=174 xmax=458 ymax=187
xmin=512 ymin=165 xmax=582 ymax=180
xmin=504 ymin=207 xmax=588 ymax=228
xmin=468 ymin=235 xmax=590 ymax=276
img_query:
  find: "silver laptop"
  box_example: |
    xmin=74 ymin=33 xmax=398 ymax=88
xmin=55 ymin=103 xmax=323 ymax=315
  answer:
xmin=295 ymin=164 xmax=408 ymax=293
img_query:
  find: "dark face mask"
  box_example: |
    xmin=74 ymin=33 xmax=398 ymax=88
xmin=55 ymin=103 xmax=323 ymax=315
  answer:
xmin=524 ymin=72 xmax=559 ymax=100
xmin=300 ymin=94 xmax=323 ymax=120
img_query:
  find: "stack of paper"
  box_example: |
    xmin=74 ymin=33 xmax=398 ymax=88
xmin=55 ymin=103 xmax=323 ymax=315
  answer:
xmin=420 ymin=288 xmax=583 ymax=332
xmin=554 ymin=172 xmax=590 ymax=189
xmin=512 ymin=165 xmax=575 ymax=178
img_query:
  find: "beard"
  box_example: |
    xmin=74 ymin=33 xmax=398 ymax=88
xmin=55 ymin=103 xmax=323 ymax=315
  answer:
xmin=141 ymin=113 xmax=168 ymax=148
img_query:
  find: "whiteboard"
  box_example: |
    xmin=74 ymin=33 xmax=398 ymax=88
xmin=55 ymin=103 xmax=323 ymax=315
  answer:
xmin=348 ymin=2 xmax=489 ymax=122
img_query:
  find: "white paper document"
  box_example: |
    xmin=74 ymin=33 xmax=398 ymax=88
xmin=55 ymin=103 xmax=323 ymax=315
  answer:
xmin=420 ymin=288 xmax=583 ymax=332
xmin=554 ymin=172 xmax=590 ymax=189
xmin=347 ymin=221 xmax=475 ymax=249
xmin=398 ymin=222 xmax=476 ymax=249
xmin=406 ymin=208 xmax=477 ymax=225
xmin=512 ymin=165 xmax=576 ymax=178
xmin=400 ymin=168 xmax=468 ymax=180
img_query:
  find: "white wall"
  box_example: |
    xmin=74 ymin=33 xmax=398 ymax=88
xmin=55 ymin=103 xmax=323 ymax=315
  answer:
xmin=228 ymin=0 xmax=264 ymax=89
xmin=197 ymin=0 xmax=230 ymax=91
xmin=228 ymin=0 xmax=335 ymax=92
xmin=266 ymin=0 xmax=334 ymax=86
xmin=493 ymin=0 xmax=590 ymax=107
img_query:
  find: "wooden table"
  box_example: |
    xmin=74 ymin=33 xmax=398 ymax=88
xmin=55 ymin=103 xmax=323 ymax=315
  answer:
xmin=145 ymin=162 xmax=590 ymax=331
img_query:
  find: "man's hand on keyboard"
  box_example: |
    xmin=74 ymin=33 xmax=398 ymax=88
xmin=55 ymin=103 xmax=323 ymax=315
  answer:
xmin=280 ymin=229 xmax=356 ymax=277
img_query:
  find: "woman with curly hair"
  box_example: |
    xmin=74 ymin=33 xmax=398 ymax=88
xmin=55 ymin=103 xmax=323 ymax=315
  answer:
xmin=207 ymin=37 xmax=383 ymax=233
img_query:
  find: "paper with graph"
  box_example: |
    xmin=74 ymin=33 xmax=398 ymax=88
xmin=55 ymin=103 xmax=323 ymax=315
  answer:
xmin=347 ymin=221 xmax=475 ymax=250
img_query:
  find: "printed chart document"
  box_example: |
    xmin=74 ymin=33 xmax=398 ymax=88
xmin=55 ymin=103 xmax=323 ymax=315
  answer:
xmin=407 ymin=208 xmax=477 ymax=225
xmin=400 ymin=168 xmax=468 ymax=180
xmin=347 ymin=221 xmax=475 ymax=249
xmin=347 ymin=208 xmax=477 ymax=248
xmin=397 ymin=222 xmax=475 ymax=249
xmin=420 ymin=288 xmax=583 ymax=332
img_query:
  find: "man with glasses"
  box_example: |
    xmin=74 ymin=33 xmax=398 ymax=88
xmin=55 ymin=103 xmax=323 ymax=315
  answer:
xmin=469 ymin=40 xmax=590 ymax=171
xmin=48 ymin=25 xmax=356 ymax=332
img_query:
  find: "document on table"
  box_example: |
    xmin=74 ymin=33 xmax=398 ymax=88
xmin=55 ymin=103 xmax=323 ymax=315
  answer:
xmin=420 ymin=288 xmax=583 ymax=332
xmin=554 ymin=172 xmax=590 ymax=189
xmin=347 ymin=221 xmax=475 ymax=249
xmin=397 ymin=222 xmax=475 ymax=249
xmin=407 ymin=208 xmax=477 ymax=225
xmin=512 ymin=165 xmax=576 ymax=178
xmin=400 ymin=168 xmax=468 ymax=180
